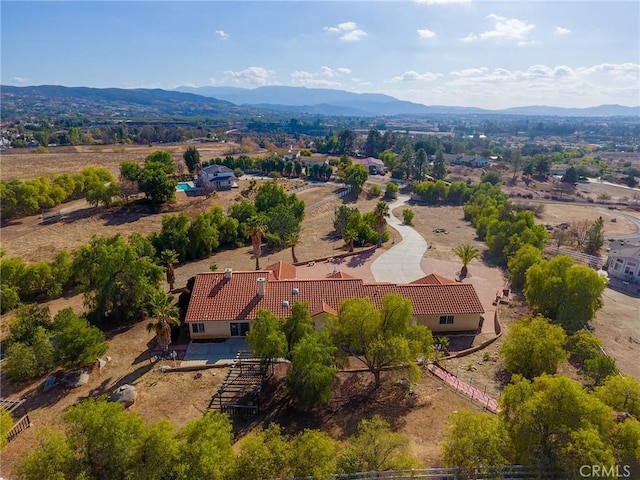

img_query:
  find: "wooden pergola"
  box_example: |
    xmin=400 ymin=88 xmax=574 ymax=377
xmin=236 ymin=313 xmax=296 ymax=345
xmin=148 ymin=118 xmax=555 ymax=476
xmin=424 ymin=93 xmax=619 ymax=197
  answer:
xmin=1 ymin=397 xmax=31 ymax=443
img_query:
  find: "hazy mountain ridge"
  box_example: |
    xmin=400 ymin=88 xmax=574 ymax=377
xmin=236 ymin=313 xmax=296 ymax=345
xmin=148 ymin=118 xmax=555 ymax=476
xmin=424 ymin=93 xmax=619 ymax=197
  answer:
xmin=1 ymin=84 xmax=638 ymax=120
xmin=177 ymin=86 xmax=640 ymax=117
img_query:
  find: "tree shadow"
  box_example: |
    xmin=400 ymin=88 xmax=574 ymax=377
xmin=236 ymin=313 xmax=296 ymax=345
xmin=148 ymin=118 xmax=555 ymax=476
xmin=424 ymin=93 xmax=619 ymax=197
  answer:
xmin=101 ymin=210 xmax=154 ymax=226
xmin=347 ymin=249 xmax=375 ymax=267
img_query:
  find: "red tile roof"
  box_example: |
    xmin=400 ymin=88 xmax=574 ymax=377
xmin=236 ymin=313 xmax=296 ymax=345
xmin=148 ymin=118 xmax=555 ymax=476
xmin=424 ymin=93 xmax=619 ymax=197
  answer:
xmin=265 ymin=261 xmax=297 ymax=280
xmin=186 ymin=269 xmax=484 ymax=323
xmin=410 ymin=273 xmax=457 ymax=285
xmin=326 ymin=271 xmax=357 ymax=279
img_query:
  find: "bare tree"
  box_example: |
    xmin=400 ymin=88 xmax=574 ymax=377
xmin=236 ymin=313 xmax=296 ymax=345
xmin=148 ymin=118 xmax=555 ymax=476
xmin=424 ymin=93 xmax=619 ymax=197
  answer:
xmin=569 ymin=219 xmax=591 ymax=251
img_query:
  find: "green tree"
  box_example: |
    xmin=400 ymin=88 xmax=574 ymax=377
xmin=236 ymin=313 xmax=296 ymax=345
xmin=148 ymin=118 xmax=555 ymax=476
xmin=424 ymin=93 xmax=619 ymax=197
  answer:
xmin=73 ymin=235 xmax=163 ymax=325
xmin=137 ymin=166 xmax=177 ymax=212
xmin=561 ymin=166 xmax=578 ymax=184
xmin=500 ymin=374 xmax=615 ymax=475
xmin=432 ymin=149 xmax=447 ymax=180
xmin=183 ymin=146 xmax=201 ymax=173
xmin=595 ymin=376 xmax=640 ymax=418
xmin=291 ymin=430 xmax=338 ymax=480
xmin=52 ymin=308 xmax=108 ymax=368
xmin=6 ymin=303 xmax=52 ymax=346
xmin=287 ymin=332 xmax=339 ymax=409
xmin=373 ymin=201 xmax=390 ymax=248
xmin=246 ymin=309 xmax=287 ymax=365
xmin=481 ymin=170 xmax=502 ymax=185
xmin=266 ymin=204 xmax=300 ymax=248
xmin=402 ymin=208 xmax=414 ymax=226
xmin=145 ymin=291 xmax=180 ymax=352
xmin=441 ymin=410 xmax=508 ymax=469
xmin=176 ymin=411 xmax=234 ymax=480
xmin=584 ymin=216 xmax=605 ymax=255
xmin=284 ymin=231 xmax=300 ymax=264
xmin=343 ymin=164 xmax=369 ymax=197
xmin=282 ymin=301 xmax=314 ymax=357
xmin=232 ymin=423 xmax=291 ymax=480
xmin=333 ymin=205 xmax=358 ymax=237
xmin=566 ymin=329 xmax=603 ymax=366
xmin=144 ymin=150 xmax=176 ymax=174
xmin=328 ymin=294 xmax=434 ymax=387
xmin=247 ymin=215 xmax=267 ymax=270
xmin=13 ymin=429 xmax=79 ymax=479
xmin=525 ymin=255 xmax=607 ymax=332
xmin=368 ymin=183 xmax=382 ymax=197
xmin=500 ymin=315 xmax=569 ymax=379
xmin=63 ymin=398 xmax=147 ymax=480
xmin=583 ymin=355 xmax=618 ymax=386
xmin=385 ymin=181 xmax=399 ymax=199
xmin=452 ymin=243 xmax=481 ymax=278
xmin=507 ymin=244 xmax=544 ymax=289
xmin=0 ymin=409 xmax=12 ymax=449
xmin=612 ymin=418 xmax=640 ymax=473
xmin=338 ymin=416 xmax=419 ymax=473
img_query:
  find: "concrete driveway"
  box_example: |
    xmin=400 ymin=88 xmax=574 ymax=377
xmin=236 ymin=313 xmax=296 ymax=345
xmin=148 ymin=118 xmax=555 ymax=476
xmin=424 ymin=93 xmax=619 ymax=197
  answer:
xmin=371 ymin=195 xmax=429 ymax=283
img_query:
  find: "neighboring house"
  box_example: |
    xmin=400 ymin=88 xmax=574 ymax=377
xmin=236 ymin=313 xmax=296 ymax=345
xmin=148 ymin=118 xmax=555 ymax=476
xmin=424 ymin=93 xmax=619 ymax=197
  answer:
xmin=606 ymin=241 xmax=640 ymax=282
xmin=185 ymin=262 xmax=485 ymax=340
xmin=471 ymin=157 xmax=489 ymax=168
xmin=284 ymin=147 xmax=301 ymax=162
xmin=198 ymin=164 xmax=237 ymax=191
xmin=354 ymin=157 xmax=386 ymax=175
xmin=550 ymin=164 xmax=571 ymax=177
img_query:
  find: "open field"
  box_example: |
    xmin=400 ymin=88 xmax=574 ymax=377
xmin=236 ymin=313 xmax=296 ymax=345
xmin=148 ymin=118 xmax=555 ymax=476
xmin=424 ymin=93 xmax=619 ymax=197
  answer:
xmin=0 ymin=143 xmax=244 ymax=180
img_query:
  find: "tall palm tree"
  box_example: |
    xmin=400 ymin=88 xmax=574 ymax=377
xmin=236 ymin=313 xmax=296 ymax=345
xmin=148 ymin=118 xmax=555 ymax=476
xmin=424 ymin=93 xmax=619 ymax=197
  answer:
xmin=285 ymin=231 xmax=300 ymax=264
xmin=146 ymin=291 xmax=180 ymax=352
xmin=373 ymin=201 xmax=390 ymax=248
xmin=452 ymin=244 xmax=481 ymax=279
xmin=247 ymin=215 xmax=267 ymax=270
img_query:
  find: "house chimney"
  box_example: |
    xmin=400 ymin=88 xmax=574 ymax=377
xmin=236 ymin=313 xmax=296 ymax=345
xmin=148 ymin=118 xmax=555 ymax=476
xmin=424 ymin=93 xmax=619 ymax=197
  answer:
xmin=257 ymin=277 xmax=266 ymax=297
xmin=224 ymin=268 xmax=232 ymax=280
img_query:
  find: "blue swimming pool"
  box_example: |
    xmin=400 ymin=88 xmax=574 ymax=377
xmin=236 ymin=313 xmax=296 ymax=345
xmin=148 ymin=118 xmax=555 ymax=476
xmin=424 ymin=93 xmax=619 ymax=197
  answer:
xmin=176 ymin=181 xmax=197 ymax=192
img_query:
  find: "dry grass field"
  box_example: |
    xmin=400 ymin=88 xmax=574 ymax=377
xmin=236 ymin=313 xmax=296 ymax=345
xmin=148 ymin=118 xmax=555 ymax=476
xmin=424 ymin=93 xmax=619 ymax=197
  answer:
xmin=0 ymin=143 xmax=242 ymax=180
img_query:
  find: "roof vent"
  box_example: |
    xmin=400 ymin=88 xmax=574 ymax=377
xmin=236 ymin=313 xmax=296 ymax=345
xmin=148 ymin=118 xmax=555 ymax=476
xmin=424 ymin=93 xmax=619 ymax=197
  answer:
xmin=292 ymin=288 xmax=299 ymax=295
xmin=282 ymin=300 xmax=290 ymax=307
xmin=257 ymin=277 xmax=266 ymax=297
xmin=224 ymin=268 xmax=232 ymax=280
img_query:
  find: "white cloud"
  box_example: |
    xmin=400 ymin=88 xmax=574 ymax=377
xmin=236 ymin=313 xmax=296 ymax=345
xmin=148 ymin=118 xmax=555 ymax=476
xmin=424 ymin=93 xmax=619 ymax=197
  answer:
xmin=414 ymin=0 xmax=471 ymax=4
xmin=290 ymin=66 xmax=352 ymax=87
xmin=324 ymin=22 xmax=367 ymax=41
xmin=215 ymin=30 xmax=229 ymax=40
xmin=11 ymin=76 xmax=28 ymax=84
xmin=462 ymin=14 xmax=535 ymax=44
xmin=417 ymin=28 xmax=436 ymax=39
xmin=223 ymin=66 xmax=276 ymax=86
xmin=554 ymin=27 xmax=571 ymax=35
xmin=388 ymin=70 xmax=442 ymax=82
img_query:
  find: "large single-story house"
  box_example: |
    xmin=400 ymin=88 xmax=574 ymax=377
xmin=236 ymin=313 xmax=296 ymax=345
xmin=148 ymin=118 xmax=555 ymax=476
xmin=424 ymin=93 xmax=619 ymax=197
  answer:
xmin=185 ymin=261 xmax=485 ymax=340
xmin=606 ymin=241 xmax=640 ymax=282
xmin=354 ymin=157 xmax=386 ymax=175
xmin=198 ymin=164 xmax=237 ymax=191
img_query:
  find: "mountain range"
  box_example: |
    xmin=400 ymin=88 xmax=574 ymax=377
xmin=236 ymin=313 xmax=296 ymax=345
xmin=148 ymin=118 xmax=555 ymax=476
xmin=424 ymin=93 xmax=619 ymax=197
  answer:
xmin=2 ymin=84 xmax=638 ymax=120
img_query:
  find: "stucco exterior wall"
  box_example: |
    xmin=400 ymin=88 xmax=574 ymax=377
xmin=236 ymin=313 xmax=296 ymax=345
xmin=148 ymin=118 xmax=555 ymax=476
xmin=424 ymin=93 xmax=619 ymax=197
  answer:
xmin=414 ymin=313 xmax=481 ymax=332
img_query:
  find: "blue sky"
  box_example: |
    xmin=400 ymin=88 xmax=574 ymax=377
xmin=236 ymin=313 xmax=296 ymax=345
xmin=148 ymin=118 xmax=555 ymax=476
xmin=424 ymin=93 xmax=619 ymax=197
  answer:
xmin=2 ymin=1 xmax=639 ymax=109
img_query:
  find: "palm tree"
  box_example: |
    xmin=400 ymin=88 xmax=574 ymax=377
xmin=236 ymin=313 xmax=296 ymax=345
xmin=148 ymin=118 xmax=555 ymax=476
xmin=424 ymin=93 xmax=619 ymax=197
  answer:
xmin=343 ymin=228 xmax=357 ymax=253
xmin=373 ymin=201 xmax=390 ymax=248
xmin=247 ymin=215 xmax=267 ymax=270
xmin=285 ymin=231 xmax=300 ymax=264
xmin=146 ymin=291 xmax=180 ymax=353
xmin=452 ymin=244 xmax=481 ymax=279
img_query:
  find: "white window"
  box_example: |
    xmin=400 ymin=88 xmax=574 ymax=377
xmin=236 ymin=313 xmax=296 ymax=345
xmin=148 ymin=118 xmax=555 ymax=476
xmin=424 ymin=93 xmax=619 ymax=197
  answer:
xmin=191 ymin=323 xmax=205 ymax=334
xmin=439 ymin=315 xmax=454 ymax=325
xmin=624 ymin=262 xmax=637 ymax=275
xmin=614 ymin=259 xmax=624 ymax=271
xmin=230 ymin=322 xmax=250 ymax=337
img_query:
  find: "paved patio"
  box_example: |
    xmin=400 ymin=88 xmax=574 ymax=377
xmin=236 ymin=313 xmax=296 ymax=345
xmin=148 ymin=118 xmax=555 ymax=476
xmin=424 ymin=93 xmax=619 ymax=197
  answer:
xmin=181 ymin=338 xmax=250 ymax=367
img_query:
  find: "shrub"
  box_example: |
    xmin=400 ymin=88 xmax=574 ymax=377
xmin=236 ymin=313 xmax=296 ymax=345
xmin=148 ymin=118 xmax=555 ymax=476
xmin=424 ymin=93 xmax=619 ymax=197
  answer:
xmin=368 ymin=184 xmax=382 ymax=197
xmin=402 ymin=208 xmax=414 ymax=226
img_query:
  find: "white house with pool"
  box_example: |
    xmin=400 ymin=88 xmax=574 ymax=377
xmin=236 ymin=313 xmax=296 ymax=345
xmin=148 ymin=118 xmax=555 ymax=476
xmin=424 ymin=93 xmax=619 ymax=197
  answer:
xmin=198 ymin=164 xmax=237 ymax=191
